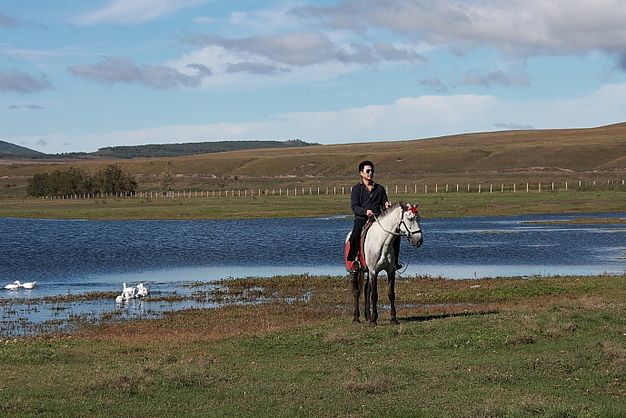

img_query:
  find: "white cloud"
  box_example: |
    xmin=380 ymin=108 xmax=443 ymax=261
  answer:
xmin=74 ymin=0 xmax=207 ymax=26
xmin=297 ymin=0 xmax=626 ymax=57
xmin=20 ymin=82 xmax=626 ymax=153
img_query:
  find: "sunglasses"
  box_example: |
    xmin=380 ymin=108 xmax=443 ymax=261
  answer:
xmin=364 ymin=169 xmax=374 ymax=174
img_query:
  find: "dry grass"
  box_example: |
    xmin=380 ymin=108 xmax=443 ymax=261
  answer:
xmin=1 ymin=123 xmax=625 ymax=191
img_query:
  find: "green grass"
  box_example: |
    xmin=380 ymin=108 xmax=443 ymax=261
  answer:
xmin=1 ymin=274 xmax=625 ymax=416
xmin=1 ymin=190 xmax=625 ymax=220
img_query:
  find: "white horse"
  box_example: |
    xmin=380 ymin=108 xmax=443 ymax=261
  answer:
xmin=350 ymin=202 xmax=423 ymax=325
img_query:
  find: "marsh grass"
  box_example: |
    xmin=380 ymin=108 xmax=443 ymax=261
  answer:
xmin=1 ymin=190 xmax=626 ymax=220
xmin=1 ymin=274 xmax=625 ymax=416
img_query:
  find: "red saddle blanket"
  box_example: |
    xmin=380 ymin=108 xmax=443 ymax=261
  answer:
xmin=344 ymin=220 xmax=373 ymax=271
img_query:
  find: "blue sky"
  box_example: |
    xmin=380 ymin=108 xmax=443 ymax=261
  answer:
xmin=2 ymin=0 xmax=626 ymax=153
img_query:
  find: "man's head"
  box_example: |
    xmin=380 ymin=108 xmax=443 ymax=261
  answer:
xmin=358 ymin=160 xmax=374 ymax=173
xmin=358 ymin=160 xmax=375 ymax=183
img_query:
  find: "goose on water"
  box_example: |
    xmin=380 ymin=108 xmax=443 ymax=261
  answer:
xmin=4 ymin=281 xmax=20 ymax=290
xmin=21 ymin=281 xmax=36 ymax=289
xmin=136 ymin=283 xmax=149 ymax=297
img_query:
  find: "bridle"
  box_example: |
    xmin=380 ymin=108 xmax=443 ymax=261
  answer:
xmin=373 ymin=204 xmax=422 ymax=243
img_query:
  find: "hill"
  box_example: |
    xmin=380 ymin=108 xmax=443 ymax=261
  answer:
xmin=1 ymin=123 xmax=625 ymax=193
xmin=0 ymin=139 xmax=317 ymax=160
xmin=0 ymin=140 xmax=47 ymax=158
xmin=89 ymin=139 xmax=315 ymax=158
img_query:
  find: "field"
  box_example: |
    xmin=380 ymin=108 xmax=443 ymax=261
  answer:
xmin=1 ymin=189 xmax=625 ymax=220
xmin=1 ymin=274 xmax=625 ymax=416
xmin=1 ymin=122 xmax=625 ymax=199
xmin=2 ymin=125 xmax=625 ymax=416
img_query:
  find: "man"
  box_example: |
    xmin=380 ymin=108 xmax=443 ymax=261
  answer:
xmin=347 ymin=160 xmax=401 ymax=270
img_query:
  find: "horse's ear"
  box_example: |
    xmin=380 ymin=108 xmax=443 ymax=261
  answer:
xmin=399 ymin=202 xmax=407 ymax=211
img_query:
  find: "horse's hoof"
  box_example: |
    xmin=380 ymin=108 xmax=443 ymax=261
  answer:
xmin=389 ymin=318 xmax=399 ymax=325
xmin=368 ymin=320 xmax=377 ymax=327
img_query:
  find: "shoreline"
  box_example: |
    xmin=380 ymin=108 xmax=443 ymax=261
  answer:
xmin=1 ymin=273 xmax=625 ymax=416
xmin=1 ymin=189 xmax=626 ymax=221
xmin=2 ymin=272 xmax=626 ymax=339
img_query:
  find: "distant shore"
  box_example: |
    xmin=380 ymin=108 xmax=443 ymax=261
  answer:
xmin=1 ymin=189 xmax=625 ymax=220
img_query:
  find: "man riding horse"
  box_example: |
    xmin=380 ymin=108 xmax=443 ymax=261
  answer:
xmin=346 ymin=160 xmax=401 ymax=272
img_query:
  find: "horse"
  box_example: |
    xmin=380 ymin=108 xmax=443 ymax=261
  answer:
xmin=348 ymin=202 xmax=423 ymax=325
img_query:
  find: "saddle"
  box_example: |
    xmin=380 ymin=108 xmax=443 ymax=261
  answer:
xmin=344 ymin=219 xmax=374 ymax=272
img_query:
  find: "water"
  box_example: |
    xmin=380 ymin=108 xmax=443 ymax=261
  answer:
xmin=1 ymin=213 xmax=625 ymax=335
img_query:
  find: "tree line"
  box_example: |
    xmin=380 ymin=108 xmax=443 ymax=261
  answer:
xmin=27 ymin=165 xmax=138 ymax=197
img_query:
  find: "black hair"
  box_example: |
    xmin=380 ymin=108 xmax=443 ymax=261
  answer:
xmin=358 ymin=160 xmax=374 ymax=172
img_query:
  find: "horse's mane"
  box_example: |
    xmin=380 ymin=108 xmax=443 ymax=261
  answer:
xmin=376 ymin=202 xmax=403 ymax=220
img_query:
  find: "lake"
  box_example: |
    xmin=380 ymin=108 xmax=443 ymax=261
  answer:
xmin=1 ymin=213 xmax=625 ymax=335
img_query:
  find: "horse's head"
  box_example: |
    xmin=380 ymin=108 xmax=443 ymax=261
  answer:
xmin=399 ymin=203 xmax=423 ymax=247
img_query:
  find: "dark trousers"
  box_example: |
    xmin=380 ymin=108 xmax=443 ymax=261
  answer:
xmin=348 ymin=216 xmax=401 ymax=264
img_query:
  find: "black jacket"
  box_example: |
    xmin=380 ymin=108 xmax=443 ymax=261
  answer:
xmin=351 ymin=182 xmax=389 ymax=218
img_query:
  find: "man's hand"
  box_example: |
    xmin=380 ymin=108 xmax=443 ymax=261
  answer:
xmin=384 ymin=201 xmax=392 ymax=209
xmin=366 ymin=209 xmax=374 ymax=217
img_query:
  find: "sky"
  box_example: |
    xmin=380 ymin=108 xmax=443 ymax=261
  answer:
xmin=2 ymin=0 xmax=626 ymax=153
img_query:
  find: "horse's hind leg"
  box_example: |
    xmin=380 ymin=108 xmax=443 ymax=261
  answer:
xmin=350 ymin=270 xmax=361 ymax=323
xmin=388 ymin=270 xmax=398 ymax=324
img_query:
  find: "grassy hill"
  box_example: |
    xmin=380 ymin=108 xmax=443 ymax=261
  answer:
xmin=1 ymin=123 xmax=625 ymax=195
xmin=0 ymin=140 xmax=47 ymax=158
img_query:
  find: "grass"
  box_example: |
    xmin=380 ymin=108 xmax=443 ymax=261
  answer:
xmin=2 ymin=123 xmax=626 ymax=181
xmin=0 ymin=274 xmax=625 ymax=416
xmin=1 ymin=189 xmax=625 ymax=220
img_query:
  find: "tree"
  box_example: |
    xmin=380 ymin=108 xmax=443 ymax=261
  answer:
xmin=160 ymin=169 xmax=174 ymax=192
xmin=27 ymin=165 xmax=138 ymax=197
xmin=27 ymin=172 xmax=50 ymax=196
xmin=94 ymin=164 xmax=137 ymax=194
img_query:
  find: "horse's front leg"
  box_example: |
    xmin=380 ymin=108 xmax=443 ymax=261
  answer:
xmin=369 ymin=272 xmax=378 ymax=326
xmin=388 ymin=270 xmax=398 ymax=324
xmin=364 ymin=272 xmax=371 ymax=322
xmin=350 ymin=270 xmax=361 ymax=323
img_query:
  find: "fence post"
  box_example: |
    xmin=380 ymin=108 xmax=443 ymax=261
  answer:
xmin=395 ymin=185 xmax=398 ymax=194
xmin=435 ymin=184 xmax=438 ymax=193
xmin=478 ymin=184 xmax=481 ymax=193
xmin=425 ymin=185 xmax=428 ymax=194
xmin=538 ymin=183 xmax=541 ymax=192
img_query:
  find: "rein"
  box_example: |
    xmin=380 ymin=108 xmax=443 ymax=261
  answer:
xmin=372 ymin=210 xmax=422 ymax=241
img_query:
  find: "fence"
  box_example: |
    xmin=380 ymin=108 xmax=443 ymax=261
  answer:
xmin=41 ymin=179 xmax=625 ymax=200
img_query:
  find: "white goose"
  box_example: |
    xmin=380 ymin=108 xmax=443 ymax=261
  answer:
xmin=122 ymin=282 xmax=137 ymax=300
xmin=136 ymin=283 xmax=149 ymax=297
xmin=4 ymin=281 xmax=20 ymax=290
xmin=21 ymin=281 xmax=36 ymax=289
